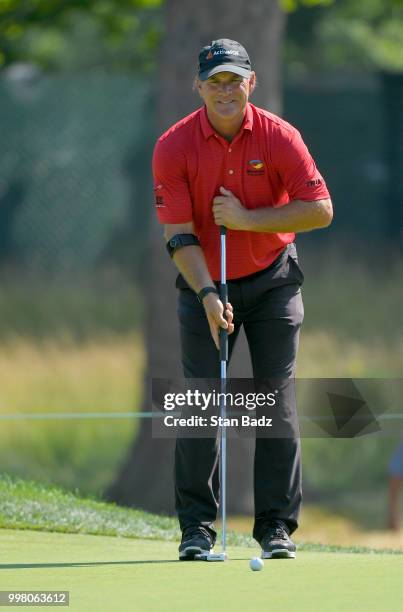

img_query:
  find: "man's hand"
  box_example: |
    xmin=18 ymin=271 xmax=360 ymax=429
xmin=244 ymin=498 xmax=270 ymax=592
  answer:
xmin=202 ymin=292 xmax=234 ymax=350
xmin=212 ymin=186 xmax=251 ymax=230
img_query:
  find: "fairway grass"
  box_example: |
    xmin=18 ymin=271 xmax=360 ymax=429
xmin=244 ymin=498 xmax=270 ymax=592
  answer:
xmin=1 ymin=529 xmax=402 ymax=612
xmin=1 ymin=477 xmax=403 ymax=611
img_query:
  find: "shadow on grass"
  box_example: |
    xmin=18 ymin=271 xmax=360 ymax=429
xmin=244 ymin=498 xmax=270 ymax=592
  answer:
xmin=0 ymin=557 xmax=252 ymax=569
xmin=0 ymin=560 xmax=180 ymax=569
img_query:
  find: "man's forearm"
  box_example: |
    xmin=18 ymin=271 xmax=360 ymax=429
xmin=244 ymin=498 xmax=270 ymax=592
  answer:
xmin=172 ymin=246 xmax=215 ymax=294
xmin=245 ymin=199 xmax=333 ymax=233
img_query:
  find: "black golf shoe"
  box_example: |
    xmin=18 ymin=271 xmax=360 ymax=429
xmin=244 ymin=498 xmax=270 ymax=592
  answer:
xmin=260 ymin=521 xmax=296 ymax=559
xmin=179 ymin=526 xmax=214 ymax=561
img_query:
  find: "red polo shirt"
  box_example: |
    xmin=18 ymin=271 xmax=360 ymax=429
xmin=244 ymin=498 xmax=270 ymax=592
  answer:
xmin=152 ymin=103 xmax=330 ymax=280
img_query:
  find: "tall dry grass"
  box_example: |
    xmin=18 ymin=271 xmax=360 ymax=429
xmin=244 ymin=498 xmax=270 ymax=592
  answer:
xmin=0 ymin=334 xmax=145 ymax=497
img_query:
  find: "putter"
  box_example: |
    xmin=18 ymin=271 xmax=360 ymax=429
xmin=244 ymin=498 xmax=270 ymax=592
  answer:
xmin=195 ymin=225 xmax=228 ymax=562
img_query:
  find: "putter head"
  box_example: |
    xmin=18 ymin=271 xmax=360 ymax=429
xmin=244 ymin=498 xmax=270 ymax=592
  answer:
xmin=194 ymin=551 xmax=228 ymax=562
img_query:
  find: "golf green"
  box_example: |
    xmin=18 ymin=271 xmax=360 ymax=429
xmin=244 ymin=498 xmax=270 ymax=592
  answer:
xmin=0 ymin=529 xmax=402 ymax=611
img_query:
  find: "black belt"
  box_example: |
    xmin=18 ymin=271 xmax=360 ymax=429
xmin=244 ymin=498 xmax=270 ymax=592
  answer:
xmin=175 ymin=243 xmax=293 ymax=290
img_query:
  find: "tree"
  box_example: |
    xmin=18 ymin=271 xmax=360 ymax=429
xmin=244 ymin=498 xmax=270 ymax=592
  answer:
xmin=287 ymin=0 xmax=403 ymax=245
xmin=0 ymin=0 xmax=162 ymax=71
xmin=106 ymin=0 xmax=288 ymax=514
xmin=287 ymin=0 xmax=403 ymax=75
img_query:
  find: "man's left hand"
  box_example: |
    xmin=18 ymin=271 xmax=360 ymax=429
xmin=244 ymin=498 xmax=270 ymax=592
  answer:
xmin=212 ymin=186 xmax=250 ymax=230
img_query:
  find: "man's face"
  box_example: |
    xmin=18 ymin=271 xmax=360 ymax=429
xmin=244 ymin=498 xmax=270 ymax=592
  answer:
xmin=197 ymin=71 xmax=256 ymax=121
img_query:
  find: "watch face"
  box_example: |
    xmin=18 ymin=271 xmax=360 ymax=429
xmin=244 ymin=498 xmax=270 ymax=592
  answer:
xmin=170 ymin=238 xmax=178 ymax=247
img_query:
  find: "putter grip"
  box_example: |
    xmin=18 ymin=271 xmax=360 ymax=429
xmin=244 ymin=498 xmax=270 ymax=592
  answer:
xmin=219 ymin=282 xmax=228 ymax=361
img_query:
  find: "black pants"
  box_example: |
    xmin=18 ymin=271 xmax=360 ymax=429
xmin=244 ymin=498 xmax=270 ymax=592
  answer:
xmin=175 ymin=243 xmax=304 ymax=543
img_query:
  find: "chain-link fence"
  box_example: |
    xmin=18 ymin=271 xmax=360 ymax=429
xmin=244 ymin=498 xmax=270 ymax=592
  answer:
xmin=0 ymin=71 xmax=154 ymax=277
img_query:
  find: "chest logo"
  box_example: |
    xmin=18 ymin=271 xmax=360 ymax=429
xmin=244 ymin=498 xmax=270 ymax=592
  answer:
xmin=247 ymin=159 xmax=265 ymax=175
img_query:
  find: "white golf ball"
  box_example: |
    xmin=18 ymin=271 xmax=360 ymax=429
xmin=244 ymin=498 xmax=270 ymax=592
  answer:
xmin=249 ymin=557 xmax=264 ymax=571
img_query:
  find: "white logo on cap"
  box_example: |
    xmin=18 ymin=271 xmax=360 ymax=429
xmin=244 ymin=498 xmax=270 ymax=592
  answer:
xmin=213 ymin=49 xmax=240 ymax=56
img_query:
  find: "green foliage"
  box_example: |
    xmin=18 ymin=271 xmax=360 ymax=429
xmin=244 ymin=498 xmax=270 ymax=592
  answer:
xmin=286 ymin=0 xmax=403 ymax=73
xmin=320 ymin=10 xmax=403 ymax=72
xmin=0 ymin=0 xmax=163 ymax=70
xmin=1 ymin=0 xmax=401 ymax=73
xmin=279 ymin=0 xmax=333 ymax=12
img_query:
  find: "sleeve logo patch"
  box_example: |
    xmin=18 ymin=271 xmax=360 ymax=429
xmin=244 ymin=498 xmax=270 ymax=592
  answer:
xmin=154 ymin=184 xmax=165 ymax=207
xmin=306 ymin=178 xmax=322 ymax=187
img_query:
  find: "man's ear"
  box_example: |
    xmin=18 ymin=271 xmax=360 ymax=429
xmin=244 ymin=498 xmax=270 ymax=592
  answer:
xmin=193 ymin=76 xmax=203 ymax=98
xmin=249 ymin=72 xmax=257 ymax=94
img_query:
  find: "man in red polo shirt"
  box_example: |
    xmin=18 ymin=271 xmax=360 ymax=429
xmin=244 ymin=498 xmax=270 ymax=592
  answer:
xmin=153 ymin=39 xmax=332 ymax=560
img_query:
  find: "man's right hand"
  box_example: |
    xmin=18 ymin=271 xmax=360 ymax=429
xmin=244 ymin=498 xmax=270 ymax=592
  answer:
xmin=202 ymin=293 xmax=234 ymax=350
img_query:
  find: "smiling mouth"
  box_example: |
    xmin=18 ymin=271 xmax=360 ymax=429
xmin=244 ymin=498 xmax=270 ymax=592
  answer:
xmin=217 ymin=100 xmax=235 ymax=105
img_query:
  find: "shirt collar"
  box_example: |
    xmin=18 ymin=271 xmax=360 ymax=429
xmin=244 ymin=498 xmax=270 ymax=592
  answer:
xmin=200 ymin=103 xmax=254 ymax=140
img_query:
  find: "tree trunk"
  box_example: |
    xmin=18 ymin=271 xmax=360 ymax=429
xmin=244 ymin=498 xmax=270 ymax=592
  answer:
xmin=106 ymin=0 xmax=287 ymax=515
xmin=380 ymin=71 xmax=403 ymax=250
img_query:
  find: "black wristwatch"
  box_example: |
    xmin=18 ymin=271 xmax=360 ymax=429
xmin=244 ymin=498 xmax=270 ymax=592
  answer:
xmin=197 ymin=286 xmax=218 ymax=303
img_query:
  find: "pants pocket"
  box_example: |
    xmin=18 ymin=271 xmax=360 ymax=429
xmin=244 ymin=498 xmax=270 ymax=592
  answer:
xmin=287 ymin=254 xmax=305 ymax=286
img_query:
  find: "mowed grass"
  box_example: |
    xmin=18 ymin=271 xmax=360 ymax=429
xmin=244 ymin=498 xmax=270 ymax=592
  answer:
xmin=2 ymin=475 xmax=401 ymax=553
xmin=1 ymin=478 xmax=402 ymax=612
xmin=2 ymin=531 xmax=403 ymax=612
xmin=1 ymin=475 xmax=402 ymax=554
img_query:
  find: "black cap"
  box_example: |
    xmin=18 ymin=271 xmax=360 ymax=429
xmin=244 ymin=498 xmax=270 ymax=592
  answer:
xmin=198 ymin=39 xmax=251 ymax=81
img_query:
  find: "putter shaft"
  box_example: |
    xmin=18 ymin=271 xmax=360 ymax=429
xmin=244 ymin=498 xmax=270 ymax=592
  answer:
xmin=219 ymin=225 xmax=227 ymax=558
